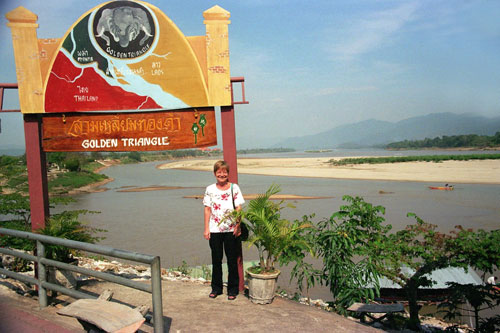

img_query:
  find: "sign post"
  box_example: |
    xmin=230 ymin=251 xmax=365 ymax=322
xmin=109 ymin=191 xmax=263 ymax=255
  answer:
xmin=6 ymin=8 xmax=49 ymax=231
xmin=24 ymin=114 xmax=50 ymax=230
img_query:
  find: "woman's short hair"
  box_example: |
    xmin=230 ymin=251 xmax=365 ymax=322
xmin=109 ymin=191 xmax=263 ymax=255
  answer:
xmin=213 ymin=160 xmax=229 ymax=173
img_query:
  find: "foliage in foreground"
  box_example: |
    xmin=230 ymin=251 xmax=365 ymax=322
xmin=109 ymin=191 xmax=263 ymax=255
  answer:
xmin=281 ymin=194 xmax=500 ymax=331
xmin=237 ymin=184 xmax=314 ymax=273
xmin=37 ymin=210 xmax=106 ymax=261
xmin=362 ymin=214 xmax=500 ymax=331
xmin=439 ymin=283 xmax=500 ymax=332
xmin=313 ymin=196 xmax=391 ymax=314
xmin=237 ymin=189 xmax=500 ymax=331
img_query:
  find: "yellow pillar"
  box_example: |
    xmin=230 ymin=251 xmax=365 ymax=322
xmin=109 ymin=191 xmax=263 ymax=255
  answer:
xmin=203 ymin=5 xmax=231 ymax=106
xmin=6 ymin=7 xmax=44 ymax=114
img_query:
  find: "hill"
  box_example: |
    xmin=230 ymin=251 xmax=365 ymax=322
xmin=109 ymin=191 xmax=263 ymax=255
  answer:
xmin=273 ymin=113 xmax=500 ymax=150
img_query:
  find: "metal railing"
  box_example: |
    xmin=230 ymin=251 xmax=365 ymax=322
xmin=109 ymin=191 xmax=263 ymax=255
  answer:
xmin=0 ymin=227 xmax=164 ymax=332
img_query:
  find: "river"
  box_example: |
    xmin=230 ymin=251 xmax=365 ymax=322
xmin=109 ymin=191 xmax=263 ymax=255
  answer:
xmin=54 ymin=149 xmax=500 ymax=301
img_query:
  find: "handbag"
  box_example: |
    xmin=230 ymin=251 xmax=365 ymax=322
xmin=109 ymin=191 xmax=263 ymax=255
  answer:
xmin=231 ymin=183 xmax=248 ymax=241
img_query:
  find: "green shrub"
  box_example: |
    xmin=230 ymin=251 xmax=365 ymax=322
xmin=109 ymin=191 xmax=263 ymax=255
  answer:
xmin=0 ymin=220 xmax=34 ymax=252
xmin=314 ymin=195 xmax=391 ymax=313
xmin=64 ymin=158 xmax=81 ymax=172
xmin=37 ymin=210 xmax=106 ymax=262
xmin=127 ymin=151 xmax=142 ymax=162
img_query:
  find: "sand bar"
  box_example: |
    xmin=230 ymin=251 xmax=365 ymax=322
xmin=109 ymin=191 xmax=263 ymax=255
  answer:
xmin=157 ymin=157 xmax=500 ymax=184
xmin=117 ymin=186 xmax=185 ymax=192
xmin=184 ymin=194 xmax=333 ymax=200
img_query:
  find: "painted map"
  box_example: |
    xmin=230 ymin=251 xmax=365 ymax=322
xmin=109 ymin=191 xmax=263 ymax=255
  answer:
xmin=44 ymin=0 xmax=209 ymax=113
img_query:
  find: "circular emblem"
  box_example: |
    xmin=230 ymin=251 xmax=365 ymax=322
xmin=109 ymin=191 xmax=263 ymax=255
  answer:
xmin=91 ymin=1 xmax=156 ymax=61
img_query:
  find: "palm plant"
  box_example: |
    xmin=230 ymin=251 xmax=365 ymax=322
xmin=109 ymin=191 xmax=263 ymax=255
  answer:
xmin=37 ymin=210 xmax=105 ymax=262
xmin=238 ymin=184 xmax=313 ymax=273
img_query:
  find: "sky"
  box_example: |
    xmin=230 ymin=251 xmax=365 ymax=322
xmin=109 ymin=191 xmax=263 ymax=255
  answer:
xmin=0 ymin=0 xmax=499 ymax=149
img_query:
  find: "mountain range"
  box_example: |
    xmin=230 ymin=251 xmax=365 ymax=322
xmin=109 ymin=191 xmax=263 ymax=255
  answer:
xmin=273 ymin=112 xmax=500 ymax=150
xmin=2 ymin=112 xmax=499 ymax=154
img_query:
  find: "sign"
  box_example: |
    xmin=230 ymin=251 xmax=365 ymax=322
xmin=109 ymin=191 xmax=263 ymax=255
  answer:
xmin=8 ymin=3 xmax=232 ymax=114
xmin=42 ymin=1 xmax=231 ymax=113
xmin=42 ymin=108 xmax=216 ymax=152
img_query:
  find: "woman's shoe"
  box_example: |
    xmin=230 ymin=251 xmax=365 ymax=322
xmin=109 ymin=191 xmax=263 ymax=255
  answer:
xmin=209 ymin=291 xmax=222 ymax=298
xmin=227 ymin=295 xmax=236 ymax=300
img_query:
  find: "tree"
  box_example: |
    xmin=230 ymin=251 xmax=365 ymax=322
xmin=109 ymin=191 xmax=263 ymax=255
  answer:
xmin=439 ymin=283 xmax=500 ymax=332
xmin=314 ymin=195 xmax=391 ymax=313
xmin=0 ymin=192 xmax=31 ymax=226
xmin=90 ymin=151 xmax=103 ymax=161
xmin=47 ymin=152 xmax=67 ymax=168
xmin=64 ymin=158 xmax=81 ymax=172
xmin=127 ymin=151 xmax=142 ymax=162
xmin=378 ymin=215 xmax=500 ymax=331
xmin=287 ymin=214 xmax=322 ymax=302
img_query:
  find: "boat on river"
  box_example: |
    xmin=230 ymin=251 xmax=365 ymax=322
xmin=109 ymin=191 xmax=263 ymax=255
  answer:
xmin=428 ymin=185 xmax=454 ymax=191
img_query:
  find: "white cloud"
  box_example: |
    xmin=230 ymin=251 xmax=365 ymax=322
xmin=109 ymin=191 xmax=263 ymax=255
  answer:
xmin=315 ymin=86 xmax=377 ymax=97
xmin=327 ymin=2 xmax=420 ymax=61
xmin=231 ymin=45 xmax=273 ymax=80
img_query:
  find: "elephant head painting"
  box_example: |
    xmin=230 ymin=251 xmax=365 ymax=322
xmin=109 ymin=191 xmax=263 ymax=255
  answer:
xmin=95 ymin=5 xmax=154 ymax=49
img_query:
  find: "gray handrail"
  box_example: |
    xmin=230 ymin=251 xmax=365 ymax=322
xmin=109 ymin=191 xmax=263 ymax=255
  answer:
xmin=0 ymin=227 xmax=164 ymax=332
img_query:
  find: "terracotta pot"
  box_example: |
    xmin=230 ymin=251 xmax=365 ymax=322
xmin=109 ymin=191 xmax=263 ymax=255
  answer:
xmin=246 ymin=269 xmax=280 ymax=304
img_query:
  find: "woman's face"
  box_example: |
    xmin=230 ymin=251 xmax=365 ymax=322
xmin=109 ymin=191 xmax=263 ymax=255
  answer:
xmin=215 ymin=168 xmax=229 ymax=183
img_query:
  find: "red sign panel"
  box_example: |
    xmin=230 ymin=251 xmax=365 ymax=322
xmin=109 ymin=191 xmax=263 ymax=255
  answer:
xmin=42 ymin=108 xmax=216 ymax=152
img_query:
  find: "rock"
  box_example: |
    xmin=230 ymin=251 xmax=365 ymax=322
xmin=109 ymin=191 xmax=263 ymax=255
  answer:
xmin=10 ymin=280 xmax=32 ymax=295
xmin=1 ymin=255 xmax=15 ymax=269
xmin=135 ymin=265 xmax=148 ymax=273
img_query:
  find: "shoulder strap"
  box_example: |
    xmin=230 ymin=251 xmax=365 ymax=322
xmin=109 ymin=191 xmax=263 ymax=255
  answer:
xmin=230 ymin=183 xmax=235 ymax=209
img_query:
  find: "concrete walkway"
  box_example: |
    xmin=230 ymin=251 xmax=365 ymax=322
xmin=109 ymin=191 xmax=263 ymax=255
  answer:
xmin=0 ymin=278 xmax=382 ymax=332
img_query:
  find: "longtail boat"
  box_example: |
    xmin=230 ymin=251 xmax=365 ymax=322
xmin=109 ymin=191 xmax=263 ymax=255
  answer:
xmin=428 ymin=186 xmax=454 ymax=191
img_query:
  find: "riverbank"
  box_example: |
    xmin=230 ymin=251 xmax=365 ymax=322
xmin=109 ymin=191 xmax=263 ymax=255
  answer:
xmin=157 ymin=157 xmax=500 ymax=184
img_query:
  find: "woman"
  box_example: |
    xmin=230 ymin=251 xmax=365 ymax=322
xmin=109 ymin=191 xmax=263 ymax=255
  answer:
xmin=203 ymin=160 xmax=244 ymax=300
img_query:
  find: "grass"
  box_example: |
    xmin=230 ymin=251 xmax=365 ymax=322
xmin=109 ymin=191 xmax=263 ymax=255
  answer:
xmin=329 ymin=153 xmax=500 ymax=166
xmin=48 ymin=171 xmax=108 ymax=194
xmin=1 ymin=163 xmax=28 ymax=190
xmin=81 ymin=161 xmax=105 ymax=172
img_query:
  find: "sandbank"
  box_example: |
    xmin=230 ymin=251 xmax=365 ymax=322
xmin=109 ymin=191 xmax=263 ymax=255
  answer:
xmin=66 ymin=177 xmax=114 ymax=195
xmin=157 ymin=157 xmax=500 ymax=184
xmin=117 ymin=186 xmax=185 ymax=192
xmin=184 ymin=194 xmax=333 ymax=200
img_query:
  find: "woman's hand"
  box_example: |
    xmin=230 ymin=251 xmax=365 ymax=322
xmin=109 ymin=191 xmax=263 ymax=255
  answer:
xmin=204 ymin=206 xmax=211 ymax=240
xmin=233 ymin=223 xmax=241 ymax=237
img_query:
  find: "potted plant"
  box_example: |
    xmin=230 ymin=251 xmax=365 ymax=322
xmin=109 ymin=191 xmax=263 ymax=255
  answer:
xmin=236 ymin=184 xmax=313 ymax=304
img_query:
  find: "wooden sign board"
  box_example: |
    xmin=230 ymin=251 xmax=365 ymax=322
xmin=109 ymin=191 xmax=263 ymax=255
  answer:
xmin=42 ymin=108 xmax=216 ymax=152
